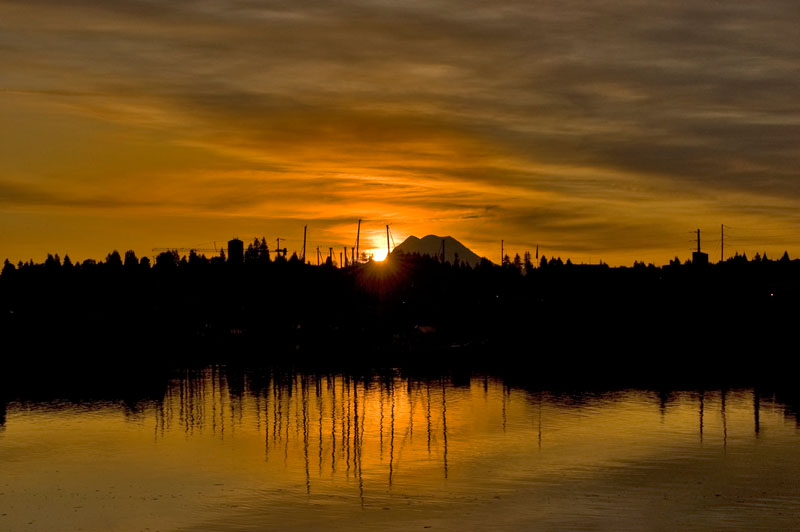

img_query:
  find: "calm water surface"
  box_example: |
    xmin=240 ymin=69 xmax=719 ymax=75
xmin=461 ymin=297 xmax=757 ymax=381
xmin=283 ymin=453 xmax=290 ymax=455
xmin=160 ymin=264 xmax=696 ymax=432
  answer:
xmin=2 ymin=368 xmax=800 ymax=531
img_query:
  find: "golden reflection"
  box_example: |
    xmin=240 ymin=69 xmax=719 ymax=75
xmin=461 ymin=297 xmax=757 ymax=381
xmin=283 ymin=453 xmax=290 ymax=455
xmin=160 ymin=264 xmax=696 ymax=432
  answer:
xmin=5 ymin=372 xmax=800 ymax=531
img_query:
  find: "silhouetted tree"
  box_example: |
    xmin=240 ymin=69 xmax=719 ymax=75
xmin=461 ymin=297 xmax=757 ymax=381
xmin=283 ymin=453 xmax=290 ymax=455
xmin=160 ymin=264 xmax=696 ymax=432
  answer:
xmin=155 ymin=250 xmax=179 ymax=271
xmin=1 ymin=259 xmax=14 ymax=277
xmin=188 ymin=249 xmax=209 ymax=267
xmin=258 ymin=238 xmax=271 ymax=264
xmin=124 ymin=250 xmax=138 ymax=269
xmin=781 ymin=251 xmax=790 ymax=263
xmin=63 ymin=255 xmax=74 ymax=271
xmin=140 ymin=256 xmax=151 ymax=270
xmin=44 ymin=253 xmax=61 ymax=271
xmin=512 ymin=253 xmax=522 ymax=270
xmin=106 ymin=251 xmax=123 ymax=270
xmin=245 ymin=238 xmax=260 ymax=264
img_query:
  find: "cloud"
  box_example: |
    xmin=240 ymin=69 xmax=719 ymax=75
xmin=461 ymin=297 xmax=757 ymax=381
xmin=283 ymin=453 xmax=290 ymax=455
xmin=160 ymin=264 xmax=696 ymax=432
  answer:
xmin=1 ymin=0 xmax=799 ymax=263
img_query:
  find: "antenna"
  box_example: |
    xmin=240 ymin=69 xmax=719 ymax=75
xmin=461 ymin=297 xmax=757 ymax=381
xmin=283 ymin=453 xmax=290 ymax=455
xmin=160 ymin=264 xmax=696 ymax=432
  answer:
xmin=302 ymin=225 xmax=307 ymax=263
xmin=355 ymin=219 xmax=361 ymax=263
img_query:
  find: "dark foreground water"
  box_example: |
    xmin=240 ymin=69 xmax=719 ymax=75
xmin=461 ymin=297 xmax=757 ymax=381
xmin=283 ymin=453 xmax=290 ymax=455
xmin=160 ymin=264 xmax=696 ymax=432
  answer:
xmin=2 ymin=368 xmax=800 ymax=531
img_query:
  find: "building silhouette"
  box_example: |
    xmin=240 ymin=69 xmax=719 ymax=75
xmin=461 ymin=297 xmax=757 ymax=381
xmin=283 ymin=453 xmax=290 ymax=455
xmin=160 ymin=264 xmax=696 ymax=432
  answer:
xmin=228 ymin=238 xmax=244 ymax=264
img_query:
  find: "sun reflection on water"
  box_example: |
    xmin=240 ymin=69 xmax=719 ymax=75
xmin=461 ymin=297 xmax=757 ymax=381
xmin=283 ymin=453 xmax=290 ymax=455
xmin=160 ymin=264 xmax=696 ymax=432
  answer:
xmin=2 ymin=370 xmax=800 ymax=531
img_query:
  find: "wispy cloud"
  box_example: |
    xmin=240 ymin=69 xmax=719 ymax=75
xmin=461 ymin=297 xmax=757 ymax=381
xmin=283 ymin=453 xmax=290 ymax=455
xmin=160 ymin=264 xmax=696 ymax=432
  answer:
xmin=1 ymin=0 xmax=799 ymax=263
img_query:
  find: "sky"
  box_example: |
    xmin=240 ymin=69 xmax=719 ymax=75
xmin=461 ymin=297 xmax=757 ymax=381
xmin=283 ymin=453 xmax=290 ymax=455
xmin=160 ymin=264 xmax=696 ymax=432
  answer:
xmin=1 ymin=0 xmax=799 ymax=265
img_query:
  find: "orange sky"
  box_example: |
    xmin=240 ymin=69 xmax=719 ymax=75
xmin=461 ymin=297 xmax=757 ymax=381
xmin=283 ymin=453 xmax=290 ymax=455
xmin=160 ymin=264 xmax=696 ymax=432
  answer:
xmin=2 ymin=1 xmax=799 ymax=266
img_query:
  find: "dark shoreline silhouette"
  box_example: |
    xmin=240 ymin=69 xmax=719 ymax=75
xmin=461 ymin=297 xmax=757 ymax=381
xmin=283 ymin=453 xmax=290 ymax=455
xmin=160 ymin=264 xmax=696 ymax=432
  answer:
xmin=1 ymin=246 xmax=799 ymax=386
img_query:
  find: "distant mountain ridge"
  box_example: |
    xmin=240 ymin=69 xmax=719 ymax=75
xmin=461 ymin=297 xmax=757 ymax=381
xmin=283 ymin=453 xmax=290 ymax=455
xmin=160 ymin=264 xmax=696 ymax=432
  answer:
xmin=391 ymin=235 xmax=484 ymax=266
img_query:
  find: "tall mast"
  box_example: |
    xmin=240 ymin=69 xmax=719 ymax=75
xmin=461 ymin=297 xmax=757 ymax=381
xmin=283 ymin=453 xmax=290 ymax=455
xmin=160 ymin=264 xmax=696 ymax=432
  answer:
xmin=355 ymin=219 xmax=361 ymax=263
xmin=302 ymin=225 xmax=307 ymax=263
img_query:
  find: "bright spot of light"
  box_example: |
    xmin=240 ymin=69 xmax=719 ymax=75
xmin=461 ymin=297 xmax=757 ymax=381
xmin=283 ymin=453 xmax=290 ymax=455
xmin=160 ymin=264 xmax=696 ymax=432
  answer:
xmin=372 ymin=248 xmax=388 ymax=261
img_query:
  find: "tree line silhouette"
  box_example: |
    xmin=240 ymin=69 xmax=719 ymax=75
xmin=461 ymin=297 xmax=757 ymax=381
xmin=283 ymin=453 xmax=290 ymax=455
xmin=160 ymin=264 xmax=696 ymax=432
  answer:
xmin=2 ymin=241 xmax=799 ymax=383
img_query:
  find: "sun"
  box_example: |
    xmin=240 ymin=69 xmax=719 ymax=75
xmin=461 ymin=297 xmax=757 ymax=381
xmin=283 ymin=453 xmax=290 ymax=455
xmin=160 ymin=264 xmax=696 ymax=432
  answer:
xmin=372 ymin=248 xmax=388 ymax=261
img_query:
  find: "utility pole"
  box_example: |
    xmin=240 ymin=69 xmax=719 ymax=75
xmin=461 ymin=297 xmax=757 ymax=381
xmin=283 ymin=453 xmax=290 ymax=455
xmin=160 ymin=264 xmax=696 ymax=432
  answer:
xmin=343 ymin=246 xmax=348 ymax=267
xmin=275 ymin=238 xmax=287 ymax=258
xmin=351 ymin=247 xmax=355 ymax=265
xmin=316 ymin=246 xmax=320 ymax=266
xmin=720 ymin=224 xmax=724 ymax=263
xmin=386 ymin=225 xmax=391 ymax=257
xmin=329 ymin=247 xmax=333 ymax=265
xmin=697 ymin=228 xmax=701 ymax=253
xmin=355 ymin=219 xmax=361 ymax=264
xmin=339 ymin=251 xmax=343 ymax=268
xmin=501 ymin=240 xmax=504 ymax=265
xmin=302 ymin=225 xmax=307 ymax=263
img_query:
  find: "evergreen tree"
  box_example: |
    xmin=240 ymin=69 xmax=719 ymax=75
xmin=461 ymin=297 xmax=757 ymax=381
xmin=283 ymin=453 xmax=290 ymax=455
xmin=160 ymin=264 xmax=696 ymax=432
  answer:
xmin=124 ymin=250 xmax=138 ymax=269
xmin=259 ymin=238 xmax=271 ymax=263
xmin=1 ymin=258 xmax=14 ymax=277
xmin=523 ymin=251 xmax=533 ymax=274
xmin=45 ymin=253 xmax=61 ymax=270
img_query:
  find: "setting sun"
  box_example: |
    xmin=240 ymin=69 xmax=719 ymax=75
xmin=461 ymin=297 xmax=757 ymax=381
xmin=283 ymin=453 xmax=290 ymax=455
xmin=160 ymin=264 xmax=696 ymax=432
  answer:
xmin=371 ymin=248 xmax=388 ymax=261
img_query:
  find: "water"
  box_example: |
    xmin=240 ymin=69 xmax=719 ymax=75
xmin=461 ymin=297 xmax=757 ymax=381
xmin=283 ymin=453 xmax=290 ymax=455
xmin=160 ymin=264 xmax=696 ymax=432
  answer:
xmin=2 ymin=368 xmax=800 ymax=531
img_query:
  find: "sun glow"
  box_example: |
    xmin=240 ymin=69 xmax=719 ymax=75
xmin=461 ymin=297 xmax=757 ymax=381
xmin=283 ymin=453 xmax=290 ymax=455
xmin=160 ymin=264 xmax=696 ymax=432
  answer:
xmin=371 ymin=248 xmax=388 ymax=261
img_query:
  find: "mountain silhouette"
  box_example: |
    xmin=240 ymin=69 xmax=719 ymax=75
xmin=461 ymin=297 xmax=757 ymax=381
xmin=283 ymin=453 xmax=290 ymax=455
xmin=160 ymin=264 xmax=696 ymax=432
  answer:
xmin=392 ymin=235 xmax=484 ymax=266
